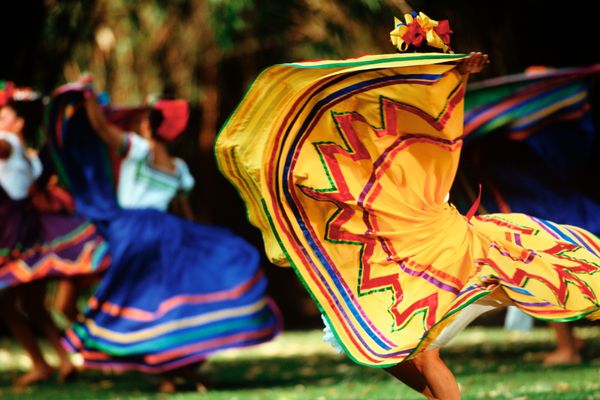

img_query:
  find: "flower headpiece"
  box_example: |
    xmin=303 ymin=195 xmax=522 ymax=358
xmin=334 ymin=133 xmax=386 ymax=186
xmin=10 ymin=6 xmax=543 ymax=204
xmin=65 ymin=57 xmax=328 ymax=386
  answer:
xmin=390 ymin=12 xmax=453 ymax=53
xmin=0 ymin=81 xmax=42 ymax=106
xmin=0 ymin=81 xmax=15 ymax=106
xmin=11 ymin=88 xmax=42 ymax=102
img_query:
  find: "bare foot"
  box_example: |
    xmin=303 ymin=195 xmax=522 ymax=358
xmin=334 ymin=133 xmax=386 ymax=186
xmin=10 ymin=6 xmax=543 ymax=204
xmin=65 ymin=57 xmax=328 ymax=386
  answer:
xmin=58 ymin=362 xmax=78 ymax=384
xmin=14 ymin=366 xmax=54 ymax=387
xmin=196 ymin=381 xmax=209 ymax=393
xmin=170 ymin=363 xmax=212 ymax=392
xmin=194 ymin=373 xmax=213 ymax=392
xmin=158 ymin=378 xmax=177 ymax=393
xmin=543 ymin=349 xmax=582 ymax=366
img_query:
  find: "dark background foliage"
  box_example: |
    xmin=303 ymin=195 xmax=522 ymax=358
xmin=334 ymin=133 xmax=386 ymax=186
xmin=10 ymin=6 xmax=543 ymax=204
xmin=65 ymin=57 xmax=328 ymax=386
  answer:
xmin=2 ymin=0 xmax=598 ymax=328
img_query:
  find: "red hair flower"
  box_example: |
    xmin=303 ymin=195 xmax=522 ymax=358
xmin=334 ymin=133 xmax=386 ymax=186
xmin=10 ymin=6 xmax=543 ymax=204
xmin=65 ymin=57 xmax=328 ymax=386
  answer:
xmin=402 ymin=21 xmax=426 ymax=48
xmin=434 ymin=20 xmax=452 ymax=44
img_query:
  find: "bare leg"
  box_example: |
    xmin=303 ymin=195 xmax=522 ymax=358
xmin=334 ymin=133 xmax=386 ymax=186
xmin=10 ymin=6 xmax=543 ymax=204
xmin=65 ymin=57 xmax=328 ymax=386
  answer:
xmin=21 ymin=282 xmax=76 ymax=383
xmin=158 ymin=362 xmax=208 ymax=393
xmin=413 ymin=348 xmax=461 ymax=400
xmin=385 ymin=349 xmax=460 ymax=400
xmin=0 ymin=287 xmax=54 ymax=387
xmin=543 ymin=322 xmax=582 ymax=366
xmin=385 ymin=360 xmax=435 ymax=399
xmin=54 ymin=279 xmax=80 ymax=323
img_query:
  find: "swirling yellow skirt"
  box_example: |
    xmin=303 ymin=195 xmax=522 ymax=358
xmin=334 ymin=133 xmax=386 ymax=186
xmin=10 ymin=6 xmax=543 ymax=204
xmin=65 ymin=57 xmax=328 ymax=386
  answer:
xmin=216 ymin=53 xmax=600 ymax=367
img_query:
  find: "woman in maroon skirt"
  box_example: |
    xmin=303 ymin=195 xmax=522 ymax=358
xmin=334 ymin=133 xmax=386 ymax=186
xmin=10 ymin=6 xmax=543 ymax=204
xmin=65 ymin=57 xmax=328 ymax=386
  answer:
xmin=0 ymin=84 xmax=110 ymax=386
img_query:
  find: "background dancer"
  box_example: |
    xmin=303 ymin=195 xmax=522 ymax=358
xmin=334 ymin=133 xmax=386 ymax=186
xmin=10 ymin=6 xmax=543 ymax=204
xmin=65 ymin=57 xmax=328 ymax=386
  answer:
xmin=0 ymin=85 xmax=109 ymax=386
xmin=46 ymin=82 xmax=282 ymax=393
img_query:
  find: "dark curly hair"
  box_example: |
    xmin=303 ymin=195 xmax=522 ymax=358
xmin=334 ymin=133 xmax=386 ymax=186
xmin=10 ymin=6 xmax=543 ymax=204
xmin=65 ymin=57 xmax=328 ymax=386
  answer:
xmin=5 ymin=97 xmax=44 ymax=147
xmin=148 ymin=107 xmax=165 ymax=142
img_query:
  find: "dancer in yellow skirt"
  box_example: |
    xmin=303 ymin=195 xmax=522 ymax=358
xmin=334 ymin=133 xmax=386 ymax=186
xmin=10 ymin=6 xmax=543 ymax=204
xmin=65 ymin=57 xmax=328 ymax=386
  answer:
xmin=216 ymin=12 xmax=600 ymax=398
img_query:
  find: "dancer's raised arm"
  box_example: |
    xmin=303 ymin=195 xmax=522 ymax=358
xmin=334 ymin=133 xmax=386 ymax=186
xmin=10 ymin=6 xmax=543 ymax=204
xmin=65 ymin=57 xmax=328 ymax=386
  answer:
xmin=83 ymin=93 xmax=124 ymax=151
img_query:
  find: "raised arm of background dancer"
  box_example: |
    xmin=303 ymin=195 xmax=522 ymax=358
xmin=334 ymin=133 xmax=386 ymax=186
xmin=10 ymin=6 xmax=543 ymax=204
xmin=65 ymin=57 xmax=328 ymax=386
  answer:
xmin=0 ymin=139 xmax=12 ymax=159
xmin=457 ymin=52 xmax=489 ymax=75
xmin=83 ymin=94 xmax=124 ymax=151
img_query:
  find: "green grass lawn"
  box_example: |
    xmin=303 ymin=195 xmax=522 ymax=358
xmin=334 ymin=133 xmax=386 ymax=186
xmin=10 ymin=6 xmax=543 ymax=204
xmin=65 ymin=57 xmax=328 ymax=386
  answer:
xmin=1 ymin=326 xmax=600 ymax=399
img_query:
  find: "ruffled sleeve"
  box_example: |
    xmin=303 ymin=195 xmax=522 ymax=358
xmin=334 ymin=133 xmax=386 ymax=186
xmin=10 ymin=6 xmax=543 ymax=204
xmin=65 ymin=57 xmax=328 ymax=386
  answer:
xmin=174 ymin=158 xmax=195 ymax=193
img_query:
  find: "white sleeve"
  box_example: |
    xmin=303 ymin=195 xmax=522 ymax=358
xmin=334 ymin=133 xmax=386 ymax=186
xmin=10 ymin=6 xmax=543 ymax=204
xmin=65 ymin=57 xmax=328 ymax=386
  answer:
xmin=0 ymin=151 xmax=41 ymax=201
xmin=123 ymin=133 xmax=151 ymax=161
xmin=27 ymin=151 xmax=43 ymax=180
xmin=174 ymin=158 xmax=195 ymax=192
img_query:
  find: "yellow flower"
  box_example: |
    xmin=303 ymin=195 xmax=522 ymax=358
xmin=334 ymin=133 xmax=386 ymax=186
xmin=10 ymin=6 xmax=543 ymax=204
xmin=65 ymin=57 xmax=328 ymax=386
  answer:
xmin=416 ymin=12 xmax=438 ymax=32
xmin=415 ymin=12 xmax=446 ymax=52
xmin=390 ymin=16 xmax=409 ymax=52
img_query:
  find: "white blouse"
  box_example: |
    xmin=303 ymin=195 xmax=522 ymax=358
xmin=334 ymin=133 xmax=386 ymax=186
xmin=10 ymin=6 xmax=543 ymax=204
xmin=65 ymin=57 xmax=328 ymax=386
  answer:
xmin=0 ymin=131 xmax=42 ymax=200
xmin=117 ymin=133 xmax=195 ymax=211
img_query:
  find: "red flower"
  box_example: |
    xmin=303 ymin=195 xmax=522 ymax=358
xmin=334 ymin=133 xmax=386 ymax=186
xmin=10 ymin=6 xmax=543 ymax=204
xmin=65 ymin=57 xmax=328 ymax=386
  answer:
xmin=0 ymin=81 xmax=14 ymax=106
xmin=402 ymin=21 xmax=426 ymax=47
xmin=434 ymin=20 xmax=452 ymax=44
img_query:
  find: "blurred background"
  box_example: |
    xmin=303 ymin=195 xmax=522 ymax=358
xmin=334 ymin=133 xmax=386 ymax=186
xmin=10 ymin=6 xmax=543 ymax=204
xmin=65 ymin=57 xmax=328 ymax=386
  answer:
xmin=2 ymin=0 xmax=598 ymax=329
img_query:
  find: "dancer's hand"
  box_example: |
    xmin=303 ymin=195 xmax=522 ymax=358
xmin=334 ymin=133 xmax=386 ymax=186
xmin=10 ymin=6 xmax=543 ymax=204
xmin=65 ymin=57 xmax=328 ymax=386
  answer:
xmin=457 ymin=52 xmax=489 ymax=75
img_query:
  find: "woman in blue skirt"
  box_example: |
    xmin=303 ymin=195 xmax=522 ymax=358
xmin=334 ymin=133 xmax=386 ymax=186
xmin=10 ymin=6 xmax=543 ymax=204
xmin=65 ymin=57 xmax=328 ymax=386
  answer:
xmin=47 ymin=82 xmax=282 ymax=392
